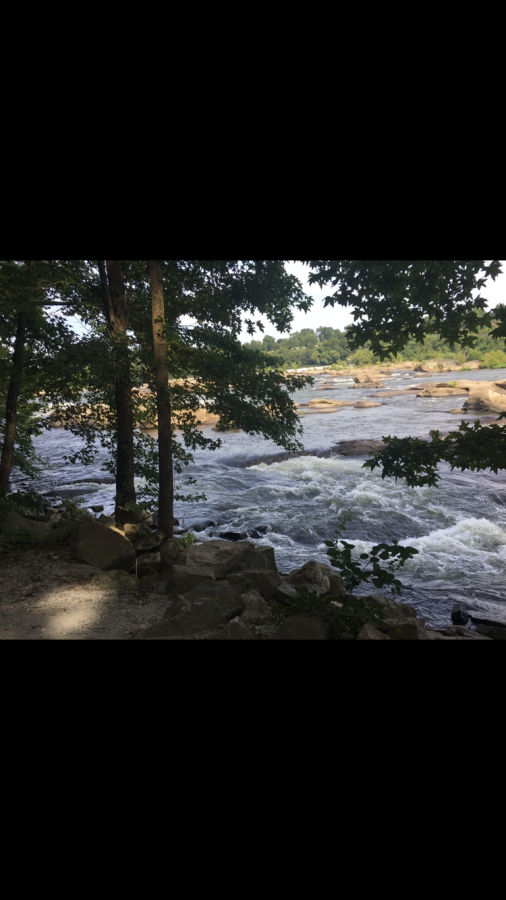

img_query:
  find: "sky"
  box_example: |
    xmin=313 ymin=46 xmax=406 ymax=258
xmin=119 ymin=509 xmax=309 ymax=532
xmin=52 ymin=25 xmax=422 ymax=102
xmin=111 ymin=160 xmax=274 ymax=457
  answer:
xmin=64 ymin=261 xmax=506 ymax=341
xmin=238 ymin=260 xmax=506 ymax=343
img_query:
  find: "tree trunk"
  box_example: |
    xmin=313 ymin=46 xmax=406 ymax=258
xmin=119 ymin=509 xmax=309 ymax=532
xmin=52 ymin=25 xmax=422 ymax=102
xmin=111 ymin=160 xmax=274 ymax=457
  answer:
xmin=0 ymin=309 xmax=27 ymax=493
xmin=148 ymin=260 xmax=173 ymax=539
xmin=99 ymin=260 xmax=136 ymax=526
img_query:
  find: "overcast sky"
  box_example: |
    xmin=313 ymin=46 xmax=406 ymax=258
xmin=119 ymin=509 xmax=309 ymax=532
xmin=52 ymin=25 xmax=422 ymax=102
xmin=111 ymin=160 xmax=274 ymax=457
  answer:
xmin=238 ymin=260 xmax=506 ymax=342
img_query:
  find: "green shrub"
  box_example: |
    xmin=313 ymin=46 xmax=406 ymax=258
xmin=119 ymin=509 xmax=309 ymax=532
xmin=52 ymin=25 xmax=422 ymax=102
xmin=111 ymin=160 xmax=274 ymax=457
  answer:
xmin=479 ymin=350 xmax=506 ymax=369
xmin=179 ymin=531 xmax=196 ymax=548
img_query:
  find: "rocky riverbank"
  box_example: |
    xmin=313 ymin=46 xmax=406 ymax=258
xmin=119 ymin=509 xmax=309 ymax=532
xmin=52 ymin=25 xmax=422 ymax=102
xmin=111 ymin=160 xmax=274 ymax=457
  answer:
xmin=1 ymin=506 xmax=504 ymax=640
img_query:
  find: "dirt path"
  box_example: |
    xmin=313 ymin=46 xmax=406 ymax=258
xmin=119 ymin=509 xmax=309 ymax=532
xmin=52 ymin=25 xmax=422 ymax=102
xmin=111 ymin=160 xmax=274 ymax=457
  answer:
xmin=0 ymin=544 xmax=169 ymax=640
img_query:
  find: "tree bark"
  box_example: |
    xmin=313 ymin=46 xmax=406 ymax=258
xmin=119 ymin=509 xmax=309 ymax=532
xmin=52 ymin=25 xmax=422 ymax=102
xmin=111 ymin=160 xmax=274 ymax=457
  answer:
xmin=98 ymin=260 xmax=136 ymax=526
xmin=0 ymin=308 xmax=27 ymax=492
xmin=148 ymin=260 xmax=173 ymax=538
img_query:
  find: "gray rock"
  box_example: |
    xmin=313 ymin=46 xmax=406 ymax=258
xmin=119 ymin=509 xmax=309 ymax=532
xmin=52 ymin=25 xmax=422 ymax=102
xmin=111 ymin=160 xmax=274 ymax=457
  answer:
xmin=124 ymin=522 xmax=153 ymax=544
xmin=240 ymin=589 xmax=270 ymax=625
xmin=386 ymin=620 xmax=430 ymax=640
xmin=475 ymin=624 xmax=506 ymax=640
xmin=146 ymin=597 xmax=227 ymax=637
xmin=179 ymin=540 xmax=256 ymax=579
xmin=177 ymin=580 xmax=247 ymax=621
xmin=239 ymin=545 xmax=278 ymax=573
xmin=89 ymin=570 xmax=139 ymax=592
xmin=443 ymin=625 xmax=492 ymax=640
xmin=91 ymin=505 xmax=104 ymax=513
xmin=4 ymin=510 xmax=51 ymax=534
xmin=210 ymin=618 xmax=254 ymax=640
xmin=152 ymin=580 xmax=169 ymax=594
xmin=160 ymin=538 xmax=186 ymax=569
xmin=218 ymin=531 xmax=249 ymax=541
xmin=135 ymin=551 xmax=161 ymax=568
xmin=134 ymin=531 xmax=165 ymax=553
xmin=356 ymin=623 xmax=392 ymax=640
xmin=274 ymin=581 xmax=328 ymax=605
xmin=272 ymin=613 xmax=333 ymax=640
xmin=166 ymin=565 xmax=216 ymax=595
xmin=469 ymin=614 xmax=506 ymax=629
xmin=285 ymin=560 xmax=332 ymax=593
xmin=69 ymin=518 xmax=135 ymax=572
xmin=227 ymin=570 xmax=281 ymax=599
xmin=98 ymin=514 xmax=116 ymax=528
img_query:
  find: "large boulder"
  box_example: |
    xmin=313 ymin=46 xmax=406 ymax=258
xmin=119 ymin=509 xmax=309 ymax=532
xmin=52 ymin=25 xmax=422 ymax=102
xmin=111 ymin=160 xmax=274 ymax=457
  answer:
xmin=165 ymin=565 xmax=215 ymax=595
xmin=227 ymin=570 xmax=281 ymax=599
xmin=4 ymin=510 xmax=51 ymax=534
xmin=137 ymin=597 xmax=227 ymax=638
xmin=285 ymin=560 xmax=343 ymax=596
xmin=178 ymin=540 xmax=257 ymax=579
xmin=416 ymin=359 xmax=466 ymax=373
xmin=353 ymin=400 xmax=382 ymax=408
xmin=177 ymin=580 xmax=247 ymax=621
xmin=69 ymin=518 xmax=135 ymax=571
xmin=463 ymin=388 xmax=506 ymax=413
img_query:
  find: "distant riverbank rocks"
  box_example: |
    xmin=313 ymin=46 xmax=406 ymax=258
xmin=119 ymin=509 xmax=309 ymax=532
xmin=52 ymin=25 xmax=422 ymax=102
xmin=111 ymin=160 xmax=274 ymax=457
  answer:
xmin=411 ymin=379 xmax=506 ymax=413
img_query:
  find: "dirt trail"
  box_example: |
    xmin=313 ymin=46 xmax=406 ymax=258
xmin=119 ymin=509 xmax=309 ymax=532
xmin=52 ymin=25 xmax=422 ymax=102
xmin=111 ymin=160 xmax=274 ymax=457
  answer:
xmin=0 ymin=544 xmax=168 ymax=640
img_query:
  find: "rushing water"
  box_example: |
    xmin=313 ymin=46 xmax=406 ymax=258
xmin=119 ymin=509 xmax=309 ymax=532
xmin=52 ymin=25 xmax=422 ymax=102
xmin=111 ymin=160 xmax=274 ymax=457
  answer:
xmin=10 ymin=367 xmax=506 ymax=628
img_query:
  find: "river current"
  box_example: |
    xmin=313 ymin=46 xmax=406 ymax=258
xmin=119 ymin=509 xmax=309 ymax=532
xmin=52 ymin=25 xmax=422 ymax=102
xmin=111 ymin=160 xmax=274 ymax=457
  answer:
xmin=10 ymin=367 xmax=506 ymax=628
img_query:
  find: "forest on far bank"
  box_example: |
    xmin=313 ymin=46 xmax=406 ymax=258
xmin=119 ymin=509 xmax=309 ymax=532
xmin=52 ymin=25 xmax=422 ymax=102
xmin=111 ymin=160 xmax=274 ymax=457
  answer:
xmin=242 ymin=316 xmax=506 ymax=370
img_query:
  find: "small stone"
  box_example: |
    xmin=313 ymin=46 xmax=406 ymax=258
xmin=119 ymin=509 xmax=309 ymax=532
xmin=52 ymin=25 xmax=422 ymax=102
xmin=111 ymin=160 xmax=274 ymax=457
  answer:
xmin=91 ymin=505 xmax=104 ymax=513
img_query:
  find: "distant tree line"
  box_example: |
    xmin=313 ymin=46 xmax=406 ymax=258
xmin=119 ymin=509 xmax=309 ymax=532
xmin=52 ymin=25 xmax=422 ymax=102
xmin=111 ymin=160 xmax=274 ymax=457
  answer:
xmin=242 ymin=315 xmax=506 ymax=369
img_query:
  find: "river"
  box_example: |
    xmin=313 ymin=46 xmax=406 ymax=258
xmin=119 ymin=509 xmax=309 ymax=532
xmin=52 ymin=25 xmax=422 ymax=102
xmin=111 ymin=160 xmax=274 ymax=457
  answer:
xmin=10 ymin=367 xmax=506 ymax=628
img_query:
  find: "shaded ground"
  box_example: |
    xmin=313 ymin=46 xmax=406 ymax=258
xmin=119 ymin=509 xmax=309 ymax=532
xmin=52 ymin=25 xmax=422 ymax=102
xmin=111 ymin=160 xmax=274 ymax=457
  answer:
xmin=0 ymin=542 xmax=168 ymax=640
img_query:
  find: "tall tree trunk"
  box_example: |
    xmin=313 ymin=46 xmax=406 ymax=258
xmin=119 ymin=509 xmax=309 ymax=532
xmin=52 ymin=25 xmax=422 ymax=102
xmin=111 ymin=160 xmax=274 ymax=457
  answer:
xmin=98 ymin=260 xmax=136 ymax=526
xmin=148 ymin=260 xmax=173 ymax=538
xmin=0 ymin=309 xmax=27 ymax=492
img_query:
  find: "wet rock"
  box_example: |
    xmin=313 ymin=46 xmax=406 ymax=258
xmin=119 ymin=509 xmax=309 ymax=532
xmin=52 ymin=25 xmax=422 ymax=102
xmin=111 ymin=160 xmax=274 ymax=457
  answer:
xmin=353 ymin=401 xmax=382 ymax=408
xmin=218 ymin=531 xmax=249 ymax=541
xmin=475 ymin=624 xmax=506 ymax=640
xmin=192 ymin=520 xmax=217 ymax=532
xmin=469 ymin=614 xmax=506 ymax=628
xmin=254 ymin=525 xmax=271 ymax=535
xmin=90 ymin=505 xmax=104 ymax=513
xmin=334 ymin=440 xmax=385 ymax=456
xmin=451 ymin=604 xmax=469 ymax=625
